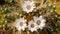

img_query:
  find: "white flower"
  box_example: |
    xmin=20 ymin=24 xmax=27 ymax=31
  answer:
xmin=15 ymin=18 xmax=27 ymax=31
xmin=34 ymin=15 xmax=46 ymax=29
xmin=22 ymin=0 xmax=35 ymax=13
xmin=28 ymin=20 xmax=38 ymax=32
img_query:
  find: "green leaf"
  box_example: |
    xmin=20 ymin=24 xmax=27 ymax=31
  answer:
xmin=3 ymin=9 xmax=11 ymax=14
xmin=17 ymin=8 xmax=23 ymax=14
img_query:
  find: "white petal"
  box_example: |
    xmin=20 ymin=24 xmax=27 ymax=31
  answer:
xmin=22 ymin=28 xmax=25 ymax=31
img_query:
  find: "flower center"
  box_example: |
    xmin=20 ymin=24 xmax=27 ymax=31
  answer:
xmin=31 ymin=24 xmax=34 ymax=28
xmin=26 ymin=5 xmax=31 ymax=10
xmin=36 ymin=20 xmax=41 ymax=25
xmin=20 ymin=22 xmax=23 ymax=27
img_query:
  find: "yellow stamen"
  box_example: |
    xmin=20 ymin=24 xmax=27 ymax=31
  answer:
xmin=26 ymin=5 xmax=31 ymax=10
xmin=36 ymin=20 xmax=41 ymax=25
xmin=20 ymin=22 xmax=23 ymax=26
xmin=31 ymin=24 xmax=34 ymax=28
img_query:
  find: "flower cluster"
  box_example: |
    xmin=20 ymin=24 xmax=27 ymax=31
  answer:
xmin=15 ymin=15 xmax=46 ymax=32
xmin=14 ymin=0 xmax=46 ymax=32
